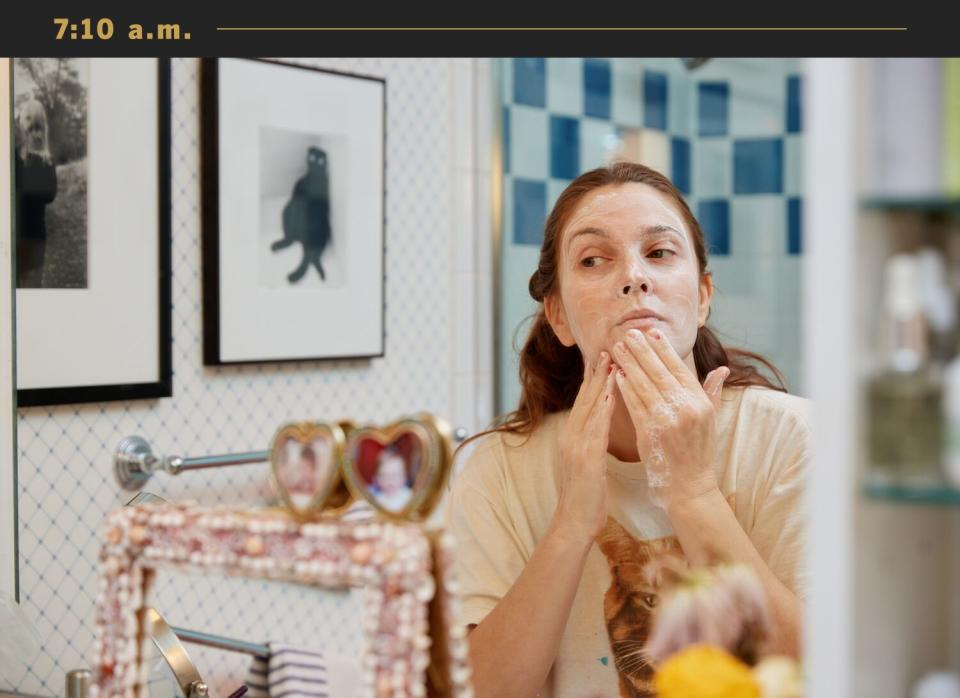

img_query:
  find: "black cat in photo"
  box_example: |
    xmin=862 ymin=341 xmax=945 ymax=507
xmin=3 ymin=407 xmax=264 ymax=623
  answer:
xmin=271 ymin=146 xmax=333 ymax=284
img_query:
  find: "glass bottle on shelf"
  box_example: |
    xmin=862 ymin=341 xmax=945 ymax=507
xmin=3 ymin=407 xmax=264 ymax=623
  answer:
xmin=866 ymin=253 xmax=945 ymax=487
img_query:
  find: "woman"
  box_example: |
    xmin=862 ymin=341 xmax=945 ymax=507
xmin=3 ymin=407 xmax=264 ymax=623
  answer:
xmin=15 ymin=98 xmax=57 ymax=288
xmin=447 ymin=162 xmax=809 ymax=698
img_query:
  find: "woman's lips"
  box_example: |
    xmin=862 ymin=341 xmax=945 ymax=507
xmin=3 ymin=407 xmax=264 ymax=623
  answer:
xmin=618 ymin=317 xmax=660 ymax=332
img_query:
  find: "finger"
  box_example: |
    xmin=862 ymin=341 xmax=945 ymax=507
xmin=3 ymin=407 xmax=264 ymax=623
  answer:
xmin=572 ymin=351 xmax=612 ymax=422
xmin=615 ymin=365 xmax=651 ymax=424
xmin=622 ymin=329 xmax=685 ymax=395
xmin=574 ymin=350 xmax=604 ymax=401
xmin=614 ymin=369 xmax=657 ymax=463
xmin=641 ymin=328 xmax=700 ymax=391
xmin=702 ymin=366 xmax=730 ymax=409
xmin=585 ymin=369 xmax=618 ymax=452
xmin=612 ymin=340 xmax=658 ymax=410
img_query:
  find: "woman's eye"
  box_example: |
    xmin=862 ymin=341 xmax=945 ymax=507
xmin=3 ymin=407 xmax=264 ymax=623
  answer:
xmin=580 ymin=256 xmax=602 ymax=268
xmin=648 ymin=249 xmax=675 ymax=259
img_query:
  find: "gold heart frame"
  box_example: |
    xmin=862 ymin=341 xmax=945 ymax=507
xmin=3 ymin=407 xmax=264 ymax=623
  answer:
xmin=342 ymin=413 xmax=452 ymax=521
xmin=268 ymin=420 xmax=348 ymax=521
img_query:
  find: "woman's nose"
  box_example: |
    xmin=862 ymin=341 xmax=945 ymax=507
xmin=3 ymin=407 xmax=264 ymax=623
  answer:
xmin=621 ymin=262 xmax=650 ymax=296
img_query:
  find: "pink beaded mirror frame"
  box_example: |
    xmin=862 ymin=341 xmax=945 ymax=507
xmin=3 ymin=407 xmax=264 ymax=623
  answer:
xmin=89 ymin=502 xmax=473 ymax=697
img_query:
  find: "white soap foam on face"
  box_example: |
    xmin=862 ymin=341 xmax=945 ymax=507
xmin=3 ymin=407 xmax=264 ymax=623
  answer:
xmin=662 ymin=293 xmax=700 ymax=351
xmin=555 ymin=183 xmax=707 ymax=369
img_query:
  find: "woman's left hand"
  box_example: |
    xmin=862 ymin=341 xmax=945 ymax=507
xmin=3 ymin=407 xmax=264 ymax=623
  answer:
xmin=612 ymin=328 xmax=730 ymax=510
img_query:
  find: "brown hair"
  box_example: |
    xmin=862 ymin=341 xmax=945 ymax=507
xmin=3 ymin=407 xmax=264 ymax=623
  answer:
xmin=463 ymin=161 xmax=786 ymax=450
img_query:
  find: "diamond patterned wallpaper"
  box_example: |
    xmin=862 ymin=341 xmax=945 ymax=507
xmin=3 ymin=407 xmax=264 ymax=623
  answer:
xmin=8 ymin=57 xmax=468 ymax=696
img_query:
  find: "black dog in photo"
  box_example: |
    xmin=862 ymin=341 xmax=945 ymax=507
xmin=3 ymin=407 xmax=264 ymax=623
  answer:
xmin=271 ymin=146 xmax=332 ymax=284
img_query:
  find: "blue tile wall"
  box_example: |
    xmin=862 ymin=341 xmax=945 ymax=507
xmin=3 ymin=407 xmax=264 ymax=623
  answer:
xmin=734 ymin=138 xmax=784 ymax=194
xmin=671 ymin=137 xmax=691 ymax=194
xmin=698 ymin=82 xmax=729 ymax=137
xmin=786 ymin=75 xmax=802 ymax=133
xmin=787 ymin=197 xmax=803 ymax=255
xmin=699 ymin=199 xmax=731 ymax=255
xmin=513 ymin=178 xmax=547 ymax=246
xmin=550 ymin=115 xmax=581 ymax=180
xmin=584 ymin=58 xmax=612 ymax=119
xmin=514 ymin=58 xmax=546 ymax=107
xmin=500 ymin=58 xmax=806 ymax=403
xmin=644 ymin=71 xmax=668 ymax=130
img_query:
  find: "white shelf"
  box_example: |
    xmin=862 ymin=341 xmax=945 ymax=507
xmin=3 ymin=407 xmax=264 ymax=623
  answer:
xmin=807 ymin=57 xmax=960 ymax=697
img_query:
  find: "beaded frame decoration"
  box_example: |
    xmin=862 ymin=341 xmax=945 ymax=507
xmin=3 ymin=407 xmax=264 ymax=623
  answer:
xmin=90 ymin=502 xmax=473 ymax=697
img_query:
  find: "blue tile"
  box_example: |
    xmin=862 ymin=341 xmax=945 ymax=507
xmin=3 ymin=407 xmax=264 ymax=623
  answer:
xmin=787 ymin=197 xmax=803 ymax=255
xmin=513 ymin=178 xmax=547 ymax=246
xmin=671 ymin=137 xmax=691 ymax=195
xmin=698 ymin=82 xmax=729 ymax=137
xmin=787 ymin=75 xmax=802 ymax=133
xmin=584 ymin=58 xmax=612 ymax=119
xmin=644 ymin=71 xmax=668 ymax=130
xmin=550 ymin=115 xmax=580 ymax=180
xmin=514 ymin=58 xmax=546 ymax=107
xmin=503 ymin=106 xmax=511 ymax=173
xmin=734 ymin=138 xmax=784 ymax=194
xmin=698 ymin=199 xmax=730 ymax=255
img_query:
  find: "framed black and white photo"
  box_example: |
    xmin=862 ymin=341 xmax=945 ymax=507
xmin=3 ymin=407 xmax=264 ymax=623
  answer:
xmin=13 ymin=58 xmax=172 ymax=406
xmin=2 ymin=58 xmax=18 ymax=599
xmin=201 ymin=58 xmax=385 ymax=364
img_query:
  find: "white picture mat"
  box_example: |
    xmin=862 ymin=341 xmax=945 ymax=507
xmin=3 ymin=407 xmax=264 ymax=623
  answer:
xmin=1 ymin=58 xmax=17 ymax=598
xmin=217 ymin=59 xmax=383 ymax=362
xmin=16 ymin=59 xmax=160 ymax=389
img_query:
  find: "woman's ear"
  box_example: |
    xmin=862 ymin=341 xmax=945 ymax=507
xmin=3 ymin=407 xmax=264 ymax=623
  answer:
xmin=544 ymin=294 xmax=576 ymax=347
xmin=697 ymin=273 xmax=714 ymax=328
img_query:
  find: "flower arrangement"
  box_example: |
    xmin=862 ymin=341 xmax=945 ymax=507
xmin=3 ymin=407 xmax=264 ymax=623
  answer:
xmin=643 ymin=559 xmax=803 ymax=698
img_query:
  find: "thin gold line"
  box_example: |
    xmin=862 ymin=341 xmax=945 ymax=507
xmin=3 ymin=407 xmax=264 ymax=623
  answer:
xmin=216 ymin=26 xmax=908 ymax=32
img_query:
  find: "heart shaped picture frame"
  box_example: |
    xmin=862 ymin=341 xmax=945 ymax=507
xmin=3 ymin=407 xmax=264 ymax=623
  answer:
xmin=342 ymin=413 xmax=452 ymax=521
xmin=269 ymin=421 xmax=347 ymax=521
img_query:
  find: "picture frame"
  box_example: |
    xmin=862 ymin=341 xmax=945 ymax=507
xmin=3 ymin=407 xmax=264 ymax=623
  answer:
xmin=2 ymin=58 xmax=18 ymax=599
xmin=200 ymin=58 xmax=386 ymax=365
xmin=12 ymin=58 xmax=172 ymax=406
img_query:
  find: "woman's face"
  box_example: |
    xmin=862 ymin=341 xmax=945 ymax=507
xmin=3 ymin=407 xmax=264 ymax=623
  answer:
xmin=545 ymin=182 xmax=712 ymax=369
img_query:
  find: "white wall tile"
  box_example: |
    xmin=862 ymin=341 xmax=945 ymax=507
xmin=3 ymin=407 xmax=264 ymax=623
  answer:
xmin=476 ymin=271 xmax=494 ymax=379
xmin=455 ymin=271 xmax=478 ymax=375
xmin=455 ymin=170 xmax=477 ymax=273
xmin=454 ymin=373 xmax=477 ymax=437
xmin=452 ymin=60 xmax=476 ymax=172
xmin=546 ymin=58 xmax=583 ymax=116
xmin=695 ymin=138 xmax=732 ymax=198
xmin=580 ymin=118 xmax=619 ymax=171
xmin=611 ymin=58 xmax=642 ymax=127
xmin=784 ymin=134 xmax=804 ymax=198
xmin=509 ymin=106 xmax=549 ymax=180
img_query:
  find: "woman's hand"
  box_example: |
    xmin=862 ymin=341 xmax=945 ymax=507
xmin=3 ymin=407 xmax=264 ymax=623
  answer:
xmin=553 ymin=351 xmax=617 ymax=546
xmin=612 ymin=328 xmax=730 ymax=510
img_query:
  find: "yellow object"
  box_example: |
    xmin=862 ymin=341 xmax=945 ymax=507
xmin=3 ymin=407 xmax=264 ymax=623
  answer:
xmin=752 ymin=655 xmax=804 ymax=698
xmin=654 ymin=644 xmax=761 ymax=698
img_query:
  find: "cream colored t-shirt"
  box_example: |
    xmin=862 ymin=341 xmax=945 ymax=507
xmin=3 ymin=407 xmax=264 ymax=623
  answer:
xmin=446 ymin=386 xmax=810 ymax=698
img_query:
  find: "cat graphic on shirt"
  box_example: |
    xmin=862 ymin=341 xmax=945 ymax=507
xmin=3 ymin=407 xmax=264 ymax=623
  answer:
xmin=595 ymin=516 xmax=683 ymax=698
xmin=595 ymin=494 xmax=737 ymax=698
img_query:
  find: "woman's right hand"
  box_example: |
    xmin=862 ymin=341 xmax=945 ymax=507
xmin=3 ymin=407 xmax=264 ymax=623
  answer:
xmin=553 ymin=351 xmax=617 ymax=547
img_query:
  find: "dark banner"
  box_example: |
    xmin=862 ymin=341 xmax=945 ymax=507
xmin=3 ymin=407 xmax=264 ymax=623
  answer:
xmin=0 ymin=3 xmax=939 ymax=56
